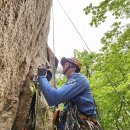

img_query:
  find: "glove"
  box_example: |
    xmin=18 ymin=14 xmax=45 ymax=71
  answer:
xmin=38 ymin=67 xmax=47 ymax=76
xmin=46 ymin=70 xmax=52 ymax=81
xmin=38 ymin=66 xmax=52 ymax=81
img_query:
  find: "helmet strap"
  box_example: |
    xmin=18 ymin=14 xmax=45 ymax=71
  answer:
xmin=63 ymin=63 xmax=71 ymax=75
xmin=63 ymin=63 xmax=76 ymax=75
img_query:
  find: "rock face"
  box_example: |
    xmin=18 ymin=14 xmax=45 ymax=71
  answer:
xmin=0 ymin=0 xmax=57 ymax=130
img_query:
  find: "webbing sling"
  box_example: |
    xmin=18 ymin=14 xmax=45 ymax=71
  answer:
xmin=24 ymin=92 xmax=36 ymax=130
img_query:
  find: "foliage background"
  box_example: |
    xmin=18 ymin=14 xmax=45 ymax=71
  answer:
xmin=56 ymin=0 xmax=130 ymax=129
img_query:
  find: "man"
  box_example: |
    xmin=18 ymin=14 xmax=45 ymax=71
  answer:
xmin=38 ymin=57 xmax=102 ymax=130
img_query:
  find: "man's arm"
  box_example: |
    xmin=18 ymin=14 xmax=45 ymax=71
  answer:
xmin=38 ymin=75 xmax=87 ymax=106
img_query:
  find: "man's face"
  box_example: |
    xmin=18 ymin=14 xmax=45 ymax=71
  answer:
xmin=62 ymin=62 xmax=70 ymax=74
xmin=62 ymin=62 xmax=76 ymax=77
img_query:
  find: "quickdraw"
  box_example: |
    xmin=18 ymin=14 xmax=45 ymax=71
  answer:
xmin=24 ymin=93 xmax=36 ymax=130
xmin=24 ymin=77 xmax=38 ymax=130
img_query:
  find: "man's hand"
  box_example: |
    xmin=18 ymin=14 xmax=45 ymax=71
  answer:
xmin=38 ymin=67 xmax=52 ymax=81
xmin=38 ymin=67 xmax=47 ymax=76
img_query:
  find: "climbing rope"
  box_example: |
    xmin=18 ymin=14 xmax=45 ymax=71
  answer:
xmin=52 ymin=0 xmax=56 ymax=87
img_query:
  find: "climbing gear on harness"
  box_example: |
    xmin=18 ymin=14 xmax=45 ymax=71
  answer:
xmin=58 ymin=101 xmax=103 ymax=130
xmin=52 ymin=109 xmax=68 ymax=130
xmin=78 ymin=113 xmax=97 ymax=124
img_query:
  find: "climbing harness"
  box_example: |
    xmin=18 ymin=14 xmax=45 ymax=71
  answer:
xmin=53 ymin=101 xmax=102 ymax=130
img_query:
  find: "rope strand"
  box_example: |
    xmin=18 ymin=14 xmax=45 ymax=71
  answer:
xmin=52 ymin=0 xmax=56 ymax=87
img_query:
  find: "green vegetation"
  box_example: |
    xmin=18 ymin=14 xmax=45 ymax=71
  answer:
xmin=73 ymin=48 xmax=130 ymax=130
xmin=56 ymin=45 xmax=130 ymax=130
xmin=56 ymin=0 xmax=130 ymax=129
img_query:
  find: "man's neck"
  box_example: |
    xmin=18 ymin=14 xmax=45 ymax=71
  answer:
xmin=66 ymin=71 xmax=75 ymax=79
